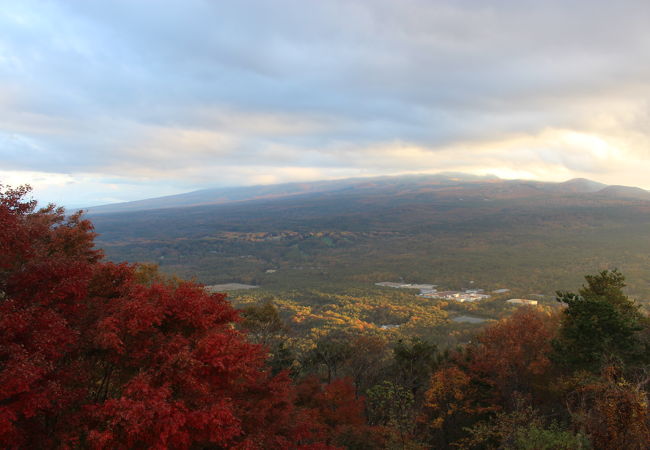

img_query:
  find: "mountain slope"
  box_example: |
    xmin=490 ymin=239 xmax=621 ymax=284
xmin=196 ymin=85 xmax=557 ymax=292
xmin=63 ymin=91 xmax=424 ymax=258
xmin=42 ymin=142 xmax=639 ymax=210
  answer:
xmin=87 ymin=174 xmax=618 ymax=215
xmin=597 ymin=185 xmax=650 ymax=200
xmin=87 ymin=174 xmax=500 ymax=214
xmin=89 ymin=175 xmax=650 ymax=301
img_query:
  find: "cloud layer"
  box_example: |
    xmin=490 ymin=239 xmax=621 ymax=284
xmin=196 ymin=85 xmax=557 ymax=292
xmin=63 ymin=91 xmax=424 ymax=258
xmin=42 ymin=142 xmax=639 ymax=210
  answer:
xmin=2 ymin=0 xmax=650 ymax=205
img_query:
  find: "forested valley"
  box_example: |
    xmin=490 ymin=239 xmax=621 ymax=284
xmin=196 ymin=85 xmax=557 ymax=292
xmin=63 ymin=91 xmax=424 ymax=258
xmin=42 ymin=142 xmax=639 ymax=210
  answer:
xmin=2 ymin=184 xmax=649 ymax=449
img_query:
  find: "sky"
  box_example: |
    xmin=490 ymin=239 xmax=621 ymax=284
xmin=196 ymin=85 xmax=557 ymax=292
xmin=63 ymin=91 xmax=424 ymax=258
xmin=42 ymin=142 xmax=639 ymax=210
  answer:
xmin=1 ymin=0 xmax=650 ymax=207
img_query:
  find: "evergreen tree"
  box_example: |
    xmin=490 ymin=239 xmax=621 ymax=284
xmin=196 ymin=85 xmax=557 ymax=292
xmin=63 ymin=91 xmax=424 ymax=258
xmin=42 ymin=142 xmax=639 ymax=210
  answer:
xmin=552 ymin=270 xmax=648 ymax=373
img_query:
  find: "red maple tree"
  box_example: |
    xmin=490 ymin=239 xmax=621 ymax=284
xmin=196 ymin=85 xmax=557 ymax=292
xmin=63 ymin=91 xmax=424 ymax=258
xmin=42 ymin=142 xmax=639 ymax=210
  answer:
xmin=0 ymin=186 xmax=334 ymax=449
xmin=463 ymin=307 xmax=558 ymax=409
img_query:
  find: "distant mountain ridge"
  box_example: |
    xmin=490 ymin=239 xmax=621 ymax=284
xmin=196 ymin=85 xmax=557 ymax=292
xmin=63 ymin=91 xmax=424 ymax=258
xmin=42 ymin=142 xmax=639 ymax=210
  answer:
xmin=86 ymin=173 xmax=493 ymax=214
xmin=554 ymin=178 xmax=608 ymax=193
xmin=86 ymin=174 xmax=647 ymax=215
xmin=597 ymin=185 xmax=650 ymax=200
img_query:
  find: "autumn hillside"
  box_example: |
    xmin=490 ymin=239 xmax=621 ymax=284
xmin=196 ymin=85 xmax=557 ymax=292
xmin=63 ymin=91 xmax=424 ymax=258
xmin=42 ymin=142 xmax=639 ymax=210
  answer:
xmin=2 ymin=185 xmax=649 ymax=448
xmin=90 ymin=175 xmax=650 ymax=300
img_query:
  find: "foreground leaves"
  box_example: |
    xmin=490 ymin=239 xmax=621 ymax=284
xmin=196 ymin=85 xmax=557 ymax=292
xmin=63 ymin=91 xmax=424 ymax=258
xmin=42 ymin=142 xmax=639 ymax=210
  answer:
xmin=0 ymin=186 xmax=339 ymax=449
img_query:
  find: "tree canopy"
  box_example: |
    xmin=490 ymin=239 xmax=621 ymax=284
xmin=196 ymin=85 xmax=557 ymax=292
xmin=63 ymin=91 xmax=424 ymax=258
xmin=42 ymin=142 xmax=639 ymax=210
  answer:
xmin=1 ymin=185 xmax=648 ymax=449
xmin=553 ymin=270 xmax=648 ymax=373
xmin=0 ymin=186 xmax=348 ymax=449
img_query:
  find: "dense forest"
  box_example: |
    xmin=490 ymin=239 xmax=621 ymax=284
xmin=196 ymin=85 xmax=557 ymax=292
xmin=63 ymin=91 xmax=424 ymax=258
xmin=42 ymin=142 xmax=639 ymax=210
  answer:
xmin=2 ymin=185 xmax=649 ymax=449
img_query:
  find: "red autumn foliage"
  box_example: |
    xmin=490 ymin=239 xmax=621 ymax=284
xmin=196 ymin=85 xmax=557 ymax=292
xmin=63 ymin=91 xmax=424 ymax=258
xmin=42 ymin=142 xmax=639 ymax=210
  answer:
xmin=296 ymin=376 xmax=365 ymax=429
xmin=461 ymin=307 xmax=558 ymax=409
xmin=424 ymin=307 xmax=559 ymax=442
xmin=0 ymin=186 xmax=334 ymax=449
xmin=296 ymin=376 xmax=384 ymax=448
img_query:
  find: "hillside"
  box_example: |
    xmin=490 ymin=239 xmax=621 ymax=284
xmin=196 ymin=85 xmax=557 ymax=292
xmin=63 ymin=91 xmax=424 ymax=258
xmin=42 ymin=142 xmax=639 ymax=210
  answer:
xmin=86 ymin=173 xmax=501 ymax=214
xmin=597 ymin=185 xmax=650 ymax=201
xmin=88 ymin=174 xmax=615 ymax=215
xmin=6 ymin=180 xmax=648 ymax=450
xmin=89 ymin=175 xmax=650 ymax=301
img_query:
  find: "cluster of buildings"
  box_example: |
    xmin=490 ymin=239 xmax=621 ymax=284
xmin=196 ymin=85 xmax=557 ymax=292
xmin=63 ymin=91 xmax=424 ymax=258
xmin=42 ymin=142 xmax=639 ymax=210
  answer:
xmin=375 ymin=282 xmax=436 ymax=290
xmin=375 ymin=281 xmax=492 ymax=302
xmin=376 ymin=282 xmax=534 ymax=305
xmin=429 ymin=290 xmax=491 ymax=302
xmin=375 ymin=282 xmax=438 ymax=295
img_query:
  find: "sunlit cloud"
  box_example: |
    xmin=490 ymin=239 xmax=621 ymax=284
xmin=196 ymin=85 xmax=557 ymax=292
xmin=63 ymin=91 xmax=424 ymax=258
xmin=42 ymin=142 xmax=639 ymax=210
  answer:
xmin=1 ymin=0 xmax=650 ymax=205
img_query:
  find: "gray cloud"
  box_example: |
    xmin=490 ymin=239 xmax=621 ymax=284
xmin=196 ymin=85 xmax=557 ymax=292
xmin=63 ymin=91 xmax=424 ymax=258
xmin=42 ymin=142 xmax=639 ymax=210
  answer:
xmin=1 ymin=0 xmax=650 ymax=205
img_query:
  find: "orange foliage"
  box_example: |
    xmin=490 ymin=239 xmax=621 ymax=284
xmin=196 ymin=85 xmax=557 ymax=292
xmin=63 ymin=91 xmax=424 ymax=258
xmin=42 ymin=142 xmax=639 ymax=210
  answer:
xmin=568 ymin=366 xmax=650 ymax=450
xmin=425 ymin=366 xmax=476 ymax=429
xmin=464 ymin=307 xmax=558 ymax=408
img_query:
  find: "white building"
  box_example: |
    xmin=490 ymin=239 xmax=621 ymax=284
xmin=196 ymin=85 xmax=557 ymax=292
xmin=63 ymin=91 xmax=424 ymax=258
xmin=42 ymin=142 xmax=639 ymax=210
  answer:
xmin=507 ymin=298 xmax=538 ymax=306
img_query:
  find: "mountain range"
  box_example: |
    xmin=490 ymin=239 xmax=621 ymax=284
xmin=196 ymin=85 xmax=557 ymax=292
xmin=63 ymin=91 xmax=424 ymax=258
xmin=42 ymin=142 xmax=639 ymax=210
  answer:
xmin=86 ymin=174 xmax=650 ymax=215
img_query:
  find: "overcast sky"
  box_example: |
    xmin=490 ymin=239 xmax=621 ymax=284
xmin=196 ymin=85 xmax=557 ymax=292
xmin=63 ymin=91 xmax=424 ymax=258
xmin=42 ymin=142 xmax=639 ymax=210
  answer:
xmin=2 ymin=0 xmax=650 ymax=206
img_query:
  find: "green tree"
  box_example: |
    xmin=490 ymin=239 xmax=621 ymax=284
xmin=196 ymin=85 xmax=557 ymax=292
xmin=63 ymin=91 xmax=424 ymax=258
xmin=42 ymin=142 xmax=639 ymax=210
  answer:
xmin=366 ymin=381 xmax=417 ymax=446
xmin=239 ymin=301 xmax=296 ymax=374
xmin=342 ymin=334 xmax=389 ymax=396
xmin=392 ymin=338 xmax=440 ymax=396
xmin=552 ymin=270 xmax=648 ymax=373
xmin=459 ymin=394 xmax=589 ymax=449
xmin=305 ymin=330 xmax=354 ymax=383
xmin=240 ymin=300 xmax=287 ymax=345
